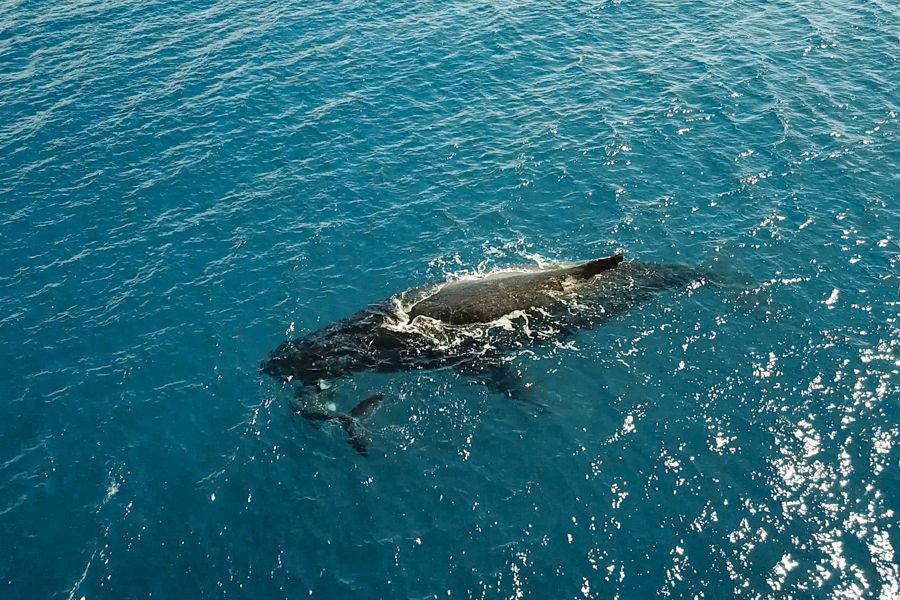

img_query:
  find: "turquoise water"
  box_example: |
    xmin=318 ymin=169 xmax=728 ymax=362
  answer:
xmin=1 ymin=0 xmax=898 ymax=597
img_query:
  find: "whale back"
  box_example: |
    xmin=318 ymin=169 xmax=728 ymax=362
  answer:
xmin=407 ymin=253 xmax=623 ymax=325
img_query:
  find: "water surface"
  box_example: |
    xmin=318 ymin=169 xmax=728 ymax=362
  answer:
xmin=1 ymin=0 xmax=897 ymax=597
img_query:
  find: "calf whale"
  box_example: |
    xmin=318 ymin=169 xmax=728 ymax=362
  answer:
xmin=262 ymin=252 xmax=713 ymax=453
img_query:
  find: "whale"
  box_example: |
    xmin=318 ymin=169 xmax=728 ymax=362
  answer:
xmin=261 ymin=252 xmax=714 ymax=453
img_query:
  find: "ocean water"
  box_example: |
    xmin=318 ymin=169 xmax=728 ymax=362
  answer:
xmin=1 ymin=0 xmax=898 ymax=597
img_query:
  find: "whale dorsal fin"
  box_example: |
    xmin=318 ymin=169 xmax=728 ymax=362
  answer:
xmin=566 ymin=253 xmax=624 ymax=279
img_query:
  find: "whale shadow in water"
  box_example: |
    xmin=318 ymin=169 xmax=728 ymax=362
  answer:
xmin=261 ymin=252 xmax=719 ymax=454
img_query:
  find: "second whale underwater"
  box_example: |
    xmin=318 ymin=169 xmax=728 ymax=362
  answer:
xmin=262 ymin=252 xmax=720 ymax=453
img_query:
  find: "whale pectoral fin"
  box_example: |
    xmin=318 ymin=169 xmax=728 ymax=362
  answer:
xmin=456 ymin=361 xmax=545 ymax=411
xmin=340 ymin=393 xmax=384 ymax=455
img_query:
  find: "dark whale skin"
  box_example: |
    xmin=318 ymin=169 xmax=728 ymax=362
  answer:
xmin=408 ymin=254 xmax=623 ymax=325
xmin=261 ymin=253 xmax=712 ymax=453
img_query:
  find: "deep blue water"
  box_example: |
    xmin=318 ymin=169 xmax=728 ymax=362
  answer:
xmin=2 ymin=0 xmax=898 ymax=597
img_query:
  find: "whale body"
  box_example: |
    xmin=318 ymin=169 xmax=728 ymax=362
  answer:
xmin=262 ymin=253 xmax=712 ymax=453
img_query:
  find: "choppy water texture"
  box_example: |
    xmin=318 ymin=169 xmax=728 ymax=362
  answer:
xmin=1 ymin=0 xmax=898 ymax=597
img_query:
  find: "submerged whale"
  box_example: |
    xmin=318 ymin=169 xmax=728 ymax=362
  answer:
xmin=262 ymin=252 xmax=713 ymax=453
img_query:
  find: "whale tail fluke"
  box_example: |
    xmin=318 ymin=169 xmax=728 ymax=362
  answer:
xmin=338 ymin=393 xmax=384 ymax=455
xmin=293 ymin=387 xmax=384 ymax=455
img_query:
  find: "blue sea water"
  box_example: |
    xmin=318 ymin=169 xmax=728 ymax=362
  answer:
xmin=1 ymin=0 xmax=898 ymax=597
